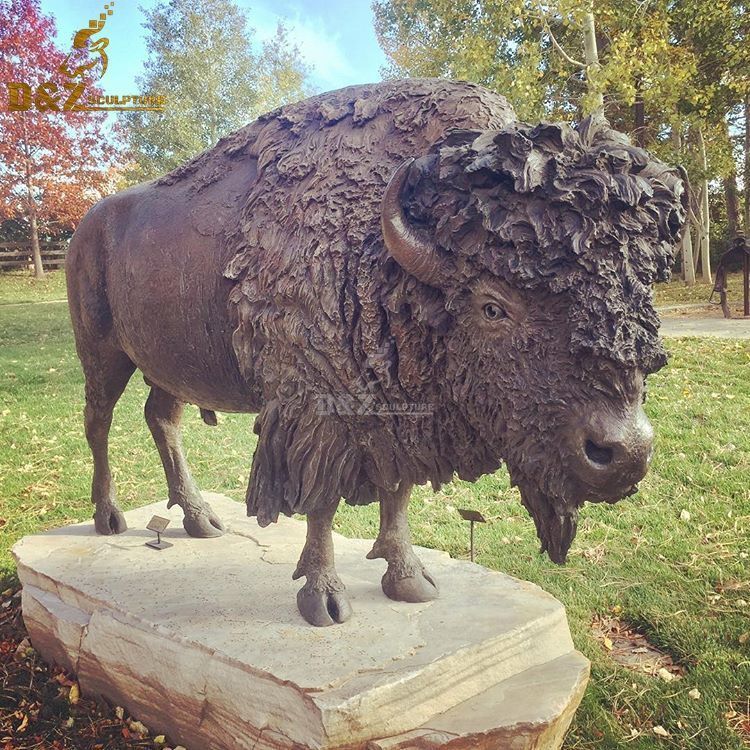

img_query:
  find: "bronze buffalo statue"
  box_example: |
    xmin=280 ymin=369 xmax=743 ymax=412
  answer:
xmin=67 ymin=79 xmax=685 ymax=626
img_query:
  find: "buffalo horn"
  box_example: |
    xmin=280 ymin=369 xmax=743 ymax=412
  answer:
xmin=381 ymin=159 xmax=446 ymax=286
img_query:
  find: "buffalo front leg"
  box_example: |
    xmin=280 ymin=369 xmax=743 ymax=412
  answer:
xmin=292 ymin=501 xmax=352 ymax=627
xmin=367 ymin=483 xmax=439 ymax=602
xmin=144 ymin=386 xmax=225 ymax=538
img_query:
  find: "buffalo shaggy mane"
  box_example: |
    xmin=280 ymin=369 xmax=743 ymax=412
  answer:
xmin=159 ymin=80 xmax=685 ymax=527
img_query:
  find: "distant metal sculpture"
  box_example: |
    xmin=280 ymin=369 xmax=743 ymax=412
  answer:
xmin=66 ymin=79 xmax=686 ymax=626
xmin=711 ymin=235 xmax=750 ymax=318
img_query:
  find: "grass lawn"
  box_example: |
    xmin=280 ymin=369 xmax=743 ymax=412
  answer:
xmin=654 ymin=272 xmax=745 ymax=307
xmin=0 ymin=269 xmax=68 ymax=305
xmin=0 ymin=272 xmax=748 ymax=749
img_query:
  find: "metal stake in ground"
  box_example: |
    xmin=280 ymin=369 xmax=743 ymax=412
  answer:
xmin=457 ymin=509 xmax=486 ymax=562
xmin=146 ymin=515 xmax=173 ymax=550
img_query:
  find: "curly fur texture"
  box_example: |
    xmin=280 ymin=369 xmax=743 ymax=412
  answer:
xmin=206 ymin=79 xmax=685 ymax=560
xmin=406 ymin=119 xmax=683 ymax=371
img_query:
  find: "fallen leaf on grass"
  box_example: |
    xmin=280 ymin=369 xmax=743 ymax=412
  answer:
xmin=739 ymin=632 xmax=749 ymax=645
xmin=129 ymin=719 xmax=148 ymax=736
xmin=68 ymin=682 xmax=80 ymax=704
xmin=688 ymin=688 xmax=701 ymax=700
xmin=653 ymin=725 xmax=670 ymax=738
xmin=657 ymin=667 xmax=675 ymax=682
xmin=14 ymin=637 xmax=30 ymax=659
xmin=54 ymin=671 xmax=75 ymax=687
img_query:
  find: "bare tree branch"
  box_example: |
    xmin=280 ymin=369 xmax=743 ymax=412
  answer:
xmin=543 ymin=22 xmax=585 ymax=69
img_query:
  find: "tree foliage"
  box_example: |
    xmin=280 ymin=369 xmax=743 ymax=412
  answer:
xmin=0 ymin=0 xmax=118 ymax=276
xmin=121 ymin=0 xmax=313 ymax=184
xmin=373 ymin=0 xmax=750 ymax=281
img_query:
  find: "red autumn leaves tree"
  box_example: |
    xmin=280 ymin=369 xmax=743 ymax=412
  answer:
xmin=0 ymin=0 xmax=118 ymax=278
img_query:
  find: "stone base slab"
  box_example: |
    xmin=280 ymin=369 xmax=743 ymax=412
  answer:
xmin=13 ymin=494 xmax=589 ymax=749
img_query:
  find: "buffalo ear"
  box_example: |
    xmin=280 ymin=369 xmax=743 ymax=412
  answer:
xmin=380 ymin=159 xmax=449 ymax=287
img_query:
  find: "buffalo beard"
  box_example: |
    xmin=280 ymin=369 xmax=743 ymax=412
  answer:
xmin=519 ymin=485 xmax=579 ymax=564
xmin=504 ymin=427 xmax=582 ymax=564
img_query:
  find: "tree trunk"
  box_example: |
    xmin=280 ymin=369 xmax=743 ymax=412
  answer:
xmin=21 ymin=117 xmax=44 ymax=279
xmin=25 ymin=179 xmax=44 ymax=280
xmin=582 ymin=8 xmax=604 ymax=117
xmin=698 ymin=128 xmax=711 ymax=284
xmin=744 ymin=94 xmax=750 ymax=234
xmin=29 ymin=208 xmax=44 ymax=279
xmin=692 ymin=209 xmax=702 ymax=274
xmin=670 ymin=121 xmax=682 ymax=151
xmin=724 ymin=173 xmax=740 ymax=238
xmin=668 ymin=120 xmax=693 ymax=283
xmin=682 ymin=222 xmax=696 ymax=286
xmin=633 ymin=78 xmax=646 ymax=148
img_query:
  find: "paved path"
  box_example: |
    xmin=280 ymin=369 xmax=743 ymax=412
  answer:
xmin=656 ymin=303 xmax=711 ymax=312
xmin=659 ymin=316 xmax=750 ymax=339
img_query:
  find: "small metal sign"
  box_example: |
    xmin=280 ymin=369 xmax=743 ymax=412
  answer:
xmin=145 ymin=515 xmax=173 ymax=550
xmin=458 ymin=509 xmax=487 ymax=562
xmin=458 ymin=509 xmax=486 ymax=524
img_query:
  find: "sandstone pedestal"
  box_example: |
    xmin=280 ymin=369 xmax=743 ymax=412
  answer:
xmin=13 ymin=494 xmax=588 ymax=750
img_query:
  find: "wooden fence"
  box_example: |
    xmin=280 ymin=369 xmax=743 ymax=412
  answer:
xmin=0 ymin=242 xmax=68 ymax=271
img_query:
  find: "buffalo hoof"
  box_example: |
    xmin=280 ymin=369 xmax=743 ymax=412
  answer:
xmin=382 ymin=567 xmax=439 ymax=603
xmin=297 ymin=584 xmax=353 ymax=627
xmin=93 ymin=504 xmax=128 ymax=535
xmin=183 ymin=506 xmax=225 ymax=538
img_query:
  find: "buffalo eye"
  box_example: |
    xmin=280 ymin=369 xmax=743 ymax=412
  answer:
xmin=482 ymin=302 xmax=507 ymax=322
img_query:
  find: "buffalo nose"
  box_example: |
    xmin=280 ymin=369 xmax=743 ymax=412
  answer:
xmin=574 ymin=406 xmax=654 ymax=493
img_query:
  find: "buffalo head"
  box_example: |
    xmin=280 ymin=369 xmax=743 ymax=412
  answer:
xmin=381 ymin=116 xmax=686 ymax=563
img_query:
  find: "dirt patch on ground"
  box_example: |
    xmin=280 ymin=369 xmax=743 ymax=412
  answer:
xmin=592 ymin=615 xmax=685 ymax=678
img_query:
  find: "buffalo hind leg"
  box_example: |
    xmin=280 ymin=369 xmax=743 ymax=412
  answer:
xmin=293 ymin=501 xmax=352 ymax=627
xmin=144 ymin=386 xmax=225 ymax=538
xmin=367 ymin=483 xmax=439 ymax=602
xmin=84 ymin=349 xmax=136 ymax=535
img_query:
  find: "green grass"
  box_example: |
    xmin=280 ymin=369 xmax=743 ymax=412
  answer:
xmin=0 ymin=279 xmax=748 ymax=749
xmin=0 ymin=269 xmax=69 ymax=305
xmin=654 ymin=272 xmax=745 ymax=307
